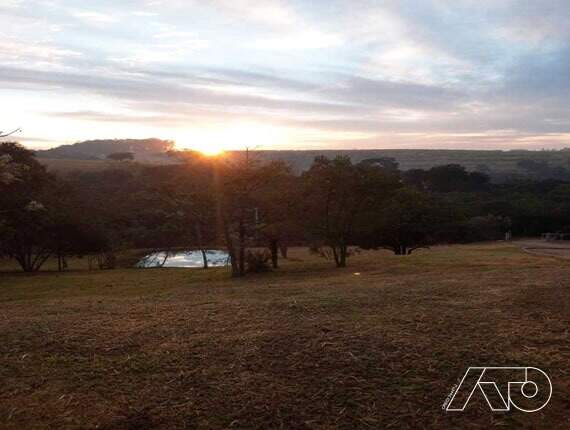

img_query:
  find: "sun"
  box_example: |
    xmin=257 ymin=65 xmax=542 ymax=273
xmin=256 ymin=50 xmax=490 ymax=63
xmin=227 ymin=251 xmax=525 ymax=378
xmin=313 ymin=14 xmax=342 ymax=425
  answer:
xmin=176 ymin=139 xmax=227 ymax=156
xmin=174 ymin=121 xmax=291 ymax=155
xmin=197 ymin=145 xmax=225 ymax=157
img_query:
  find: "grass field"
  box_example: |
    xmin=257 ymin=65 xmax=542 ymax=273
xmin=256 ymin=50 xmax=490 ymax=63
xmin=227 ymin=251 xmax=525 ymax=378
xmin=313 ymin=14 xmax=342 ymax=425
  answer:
xmin=0 ymin=244 xmax=568 ymax=429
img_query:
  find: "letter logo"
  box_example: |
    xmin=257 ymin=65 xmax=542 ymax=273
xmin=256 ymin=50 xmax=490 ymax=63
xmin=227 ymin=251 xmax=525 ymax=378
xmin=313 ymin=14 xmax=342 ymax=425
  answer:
xmin=445 ymin=367 xmax=552 ymax=412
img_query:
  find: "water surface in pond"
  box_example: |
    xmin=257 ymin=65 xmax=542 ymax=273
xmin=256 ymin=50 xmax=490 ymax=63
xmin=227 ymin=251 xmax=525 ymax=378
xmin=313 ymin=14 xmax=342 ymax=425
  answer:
xmin=136 ymin=250 xmax=230 ymax=268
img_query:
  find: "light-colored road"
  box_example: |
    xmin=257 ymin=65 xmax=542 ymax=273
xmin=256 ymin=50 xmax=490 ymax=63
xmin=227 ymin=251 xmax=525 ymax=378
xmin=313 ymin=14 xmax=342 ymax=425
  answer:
xmin=516 ymin=238 xmax=570 ymax=259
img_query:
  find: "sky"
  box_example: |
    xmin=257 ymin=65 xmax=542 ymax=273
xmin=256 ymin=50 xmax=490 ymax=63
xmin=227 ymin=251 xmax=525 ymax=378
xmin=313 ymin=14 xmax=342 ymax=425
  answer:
xmin=1 ymin=0 xmax=570 ymax=152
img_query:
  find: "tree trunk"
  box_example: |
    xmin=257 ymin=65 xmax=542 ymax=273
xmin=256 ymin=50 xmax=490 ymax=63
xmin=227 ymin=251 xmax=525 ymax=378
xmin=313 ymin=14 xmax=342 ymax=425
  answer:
xmin=57 ymin=254 xmax=68 ymax=272
xmin=227 ymin=242 xmax=239 ymax=277
xmin=269 ymin=239 xmax=279 ymax=269
xmin=16 ymin=248 xmax=49 ymax=272
xmin=159 ymin=251 xmax=169 ymax=267
xmin=195 ymin=224 xmax=208 ymax=269
xmin=238 ymin=217 xmax=246 ymax=276
xmin=15 ymin=254 xmax=31 ymax=272
xmin=331 ymin=245 xmax=347 ymax=268
xmin=338 ymin=244 xmax=347 ymax=267
xmin=331 ymin=245 xmax=340 ymax=267
xmin=229 ymin=250 xmax=239 ymax=277
xmin=223 ymin=222 xmax=240 ymax=278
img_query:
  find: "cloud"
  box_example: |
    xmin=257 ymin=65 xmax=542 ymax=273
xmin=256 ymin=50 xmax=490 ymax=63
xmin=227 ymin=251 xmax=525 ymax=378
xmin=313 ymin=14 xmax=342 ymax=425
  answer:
xmin=0 ymin=38 xmax=82 ymax=66
xmin=211 ymin=0 xmax=297 ymax=27
xmin=71 ymin=10 xmax=118 ymax=25
xmin=253 ymin=30 xmax=344 ymax=50
xmin=329 ymin=75 xmax=466 ymax=110
xmin=46 ymin=110 xmax=163 ymax=123
xmin=2 ymin=0 xmax=570 ymax=149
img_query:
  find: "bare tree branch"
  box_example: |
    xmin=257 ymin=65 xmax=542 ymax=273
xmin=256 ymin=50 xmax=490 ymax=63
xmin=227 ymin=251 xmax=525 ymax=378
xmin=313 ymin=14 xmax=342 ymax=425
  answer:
xmin=0 ymin=128 xmax=21 ymax=138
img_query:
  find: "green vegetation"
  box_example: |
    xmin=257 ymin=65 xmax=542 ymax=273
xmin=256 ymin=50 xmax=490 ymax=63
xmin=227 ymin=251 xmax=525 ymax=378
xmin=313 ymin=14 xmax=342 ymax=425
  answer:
xmin=6 ymin=141 xmax=570 ymax=275
xmin=252 ymin=148 xmax=570 ymax=179
xmin=35 ymin=143 xmax=570 ymax=182
xmin=0 ymin=244 xmax=567 ymax=429
xmin=35 ymin=138 xmax=174 ymax=161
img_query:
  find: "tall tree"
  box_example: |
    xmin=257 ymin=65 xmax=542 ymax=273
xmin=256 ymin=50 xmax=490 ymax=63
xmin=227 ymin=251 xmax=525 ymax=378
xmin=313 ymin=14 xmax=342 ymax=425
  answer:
xmin=254 ymin=163 xmax=298 ymax=268
xmin=301 ymin=156 xmax=400 ymax=267
xmin=0 ymin=142 xmax=55 ymax=271
xmin=356 ymin=187 xmax=450 ymax=255
xmin=215 ymin=151 xmax=291 ymax=276
xmin=215 ymin=150 xmax=260 ymax=276
xmin=404 ymin=164 xmax=489 ymax=192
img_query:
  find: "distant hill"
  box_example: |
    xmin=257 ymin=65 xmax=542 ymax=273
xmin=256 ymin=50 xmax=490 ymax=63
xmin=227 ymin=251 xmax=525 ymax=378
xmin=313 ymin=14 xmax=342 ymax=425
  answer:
xmin=244 ymin=149 xmax=570 ymax=182
xmin=31 ymin=139 xmax=570 ymax=182
xmin=35 ymin=138 xmax=174 ymax=162
xmin=244 ymin=148 xmax=567 ymax=171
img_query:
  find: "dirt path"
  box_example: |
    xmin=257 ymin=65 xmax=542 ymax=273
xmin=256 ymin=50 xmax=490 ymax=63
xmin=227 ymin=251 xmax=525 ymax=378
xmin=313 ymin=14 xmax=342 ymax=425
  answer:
xmin=516 ymin=238 xmax=570 ymax=259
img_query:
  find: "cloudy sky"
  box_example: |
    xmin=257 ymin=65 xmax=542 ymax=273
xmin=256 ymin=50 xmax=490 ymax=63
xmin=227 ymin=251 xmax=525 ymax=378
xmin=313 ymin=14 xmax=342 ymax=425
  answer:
xmin=1 ymin=0 xmax=570 ymax=152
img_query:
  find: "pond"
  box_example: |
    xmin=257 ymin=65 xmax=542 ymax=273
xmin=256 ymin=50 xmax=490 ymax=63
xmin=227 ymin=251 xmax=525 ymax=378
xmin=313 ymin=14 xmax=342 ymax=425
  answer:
xmin=136 ymin=249 xmax=230 ymax=268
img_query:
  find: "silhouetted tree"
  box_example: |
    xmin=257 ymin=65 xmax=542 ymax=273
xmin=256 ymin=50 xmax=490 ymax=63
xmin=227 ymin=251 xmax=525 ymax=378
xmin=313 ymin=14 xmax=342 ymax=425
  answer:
xmin=50 ymin=220 xmax=110 ymax=271
xmin=301 ymin=156 xmax=400 ymax=267
xmin=0 ymin=154 xmax=22 ymax=185
xmin=255 ymin=164 xmax=299 ymax=268
xmin=215 ymin=151 xmax=291 ymax=276
xmin=357 ymin=188 xmax=449 ymax=255
xmin=0 ymin=143 xmax=55 ymax=271
xmin=403 ymin=168 xmax=428 ymax=191
xmin=404 ymin=164 xmax=489 ymax=192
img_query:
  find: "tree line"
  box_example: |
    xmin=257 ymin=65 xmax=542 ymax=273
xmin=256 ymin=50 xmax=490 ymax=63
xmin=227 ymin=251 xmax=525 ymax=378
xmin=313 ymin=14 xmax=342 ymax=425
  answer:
xmin=2 ymin=142 xmax=570 ymax=275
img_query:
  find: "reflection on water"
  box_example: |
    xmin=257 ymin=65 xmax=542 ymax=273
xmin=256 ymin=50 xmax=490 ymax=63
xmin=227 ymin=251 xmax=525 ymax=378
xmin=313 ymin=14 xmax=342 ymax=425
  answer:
xmin=136 ymin=249 xmax=230 ymax=268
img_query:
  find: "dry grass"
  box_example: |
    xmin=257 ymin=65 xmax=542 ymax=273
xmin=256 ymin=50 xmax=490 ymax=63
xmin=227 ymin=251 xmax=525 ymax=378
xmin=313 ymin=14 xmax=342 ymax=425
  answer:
xmin=0 ymin=243 xmax=568 ymax=429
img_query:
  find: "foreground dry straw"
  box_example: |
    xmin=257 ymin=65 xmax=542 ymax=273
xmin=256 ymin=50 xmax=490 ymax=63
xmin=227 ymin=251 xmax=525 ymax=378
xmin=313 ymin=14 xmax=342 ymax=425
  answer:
xmin=0 ymin=243 xmax=568 ymax=429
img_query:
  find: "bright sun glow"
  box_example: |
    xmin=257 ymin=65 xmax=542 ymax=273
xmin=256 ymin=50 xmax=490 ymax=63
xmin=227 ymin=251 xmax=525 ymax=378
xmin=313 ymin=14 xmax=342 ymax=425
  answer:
xmin=193 ymin=143 xmax=225 ymax=156
xmin=174 ymin=121 xmax=291 ymax=154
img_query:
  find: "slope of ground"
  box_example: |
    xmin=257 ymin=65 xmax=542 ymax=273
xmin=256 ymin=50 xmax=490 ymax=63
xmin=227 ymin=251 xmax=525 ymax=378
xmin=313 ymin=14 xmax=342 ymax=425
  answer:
xmin=0 ymin=244 xmax=568 ymax=429
xmin=35 ymin=138 xmax=173 ymax=160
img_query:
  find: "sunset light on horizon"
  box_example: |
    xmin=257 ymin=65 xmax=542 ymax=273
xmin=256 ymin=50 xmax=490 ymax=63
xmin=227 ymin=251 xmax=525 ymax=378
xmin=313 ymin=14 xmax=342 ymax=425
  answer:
xmin=2 ymin=1 xmax=570 ymax=151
